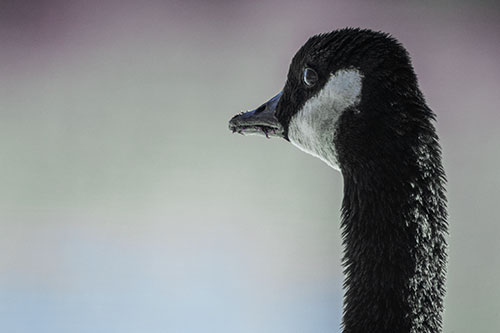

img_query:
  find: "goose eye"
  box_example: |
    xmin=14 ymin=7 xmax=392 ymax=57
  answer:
xmin=303 ymin=68 xmax=318 ymax=86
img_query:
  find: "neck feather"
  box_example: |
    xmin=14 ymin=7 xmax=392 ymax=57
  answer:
xmin=340 ymin=138 xmax=447 ymax=333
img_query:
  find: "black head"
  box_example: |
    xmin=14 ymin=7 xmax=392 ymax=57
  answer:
xmin=229 ymin=28 xmax=434 ymax=173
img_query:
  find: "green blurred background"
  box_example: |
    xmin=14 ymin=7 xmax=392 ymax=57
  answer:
xmin=1 ymin=0 xmax=499 ymax=332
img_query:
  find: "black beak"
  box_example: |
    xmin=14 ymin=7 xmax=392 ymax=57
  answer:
xmin=228 ymin=91 xmax=284 ymax=139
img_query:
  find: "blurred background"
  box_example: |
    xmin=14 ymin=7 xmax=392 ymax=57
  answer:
xmin=1 ymin=0 xmax=499 ymax=332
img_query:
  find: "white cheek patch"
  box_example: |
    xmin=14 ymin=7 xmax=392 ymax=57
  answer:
xmin=288 ymin=68 xmax=363 ymax=170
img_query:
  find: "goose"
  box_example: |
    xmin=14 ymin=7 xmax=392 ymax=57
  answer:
xmin=228 ymin=28 xmax=447 ymax=333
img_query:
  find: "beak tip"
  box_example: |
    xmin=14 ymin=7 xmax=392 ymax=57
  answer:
xmin=228 ymin=91 xmax=284 ymax=138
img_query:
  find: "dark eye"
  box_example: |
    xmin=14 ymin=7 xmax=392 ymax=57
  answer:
xmin=303 ymin=67 xmax=318 ymax=86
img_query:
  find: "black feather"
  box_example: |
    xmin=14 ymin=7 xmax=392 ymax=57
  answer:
xmin=232 ymin=28 xmax=448 ymax=333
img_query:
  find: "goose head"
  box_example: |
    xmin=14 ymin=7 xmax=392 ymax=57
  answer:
xmin=229 ymin=28 xmax=426 ymax=175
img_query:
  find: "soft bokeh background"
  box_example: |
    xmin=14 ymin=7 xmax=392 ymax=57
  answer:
xmin=1 ymin=0 xmax=499 ymax=332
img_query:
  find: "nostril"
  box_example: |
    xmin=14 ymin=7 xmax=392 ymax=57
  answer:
xmin=255 ymin=104 xmax=266 ymax=114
